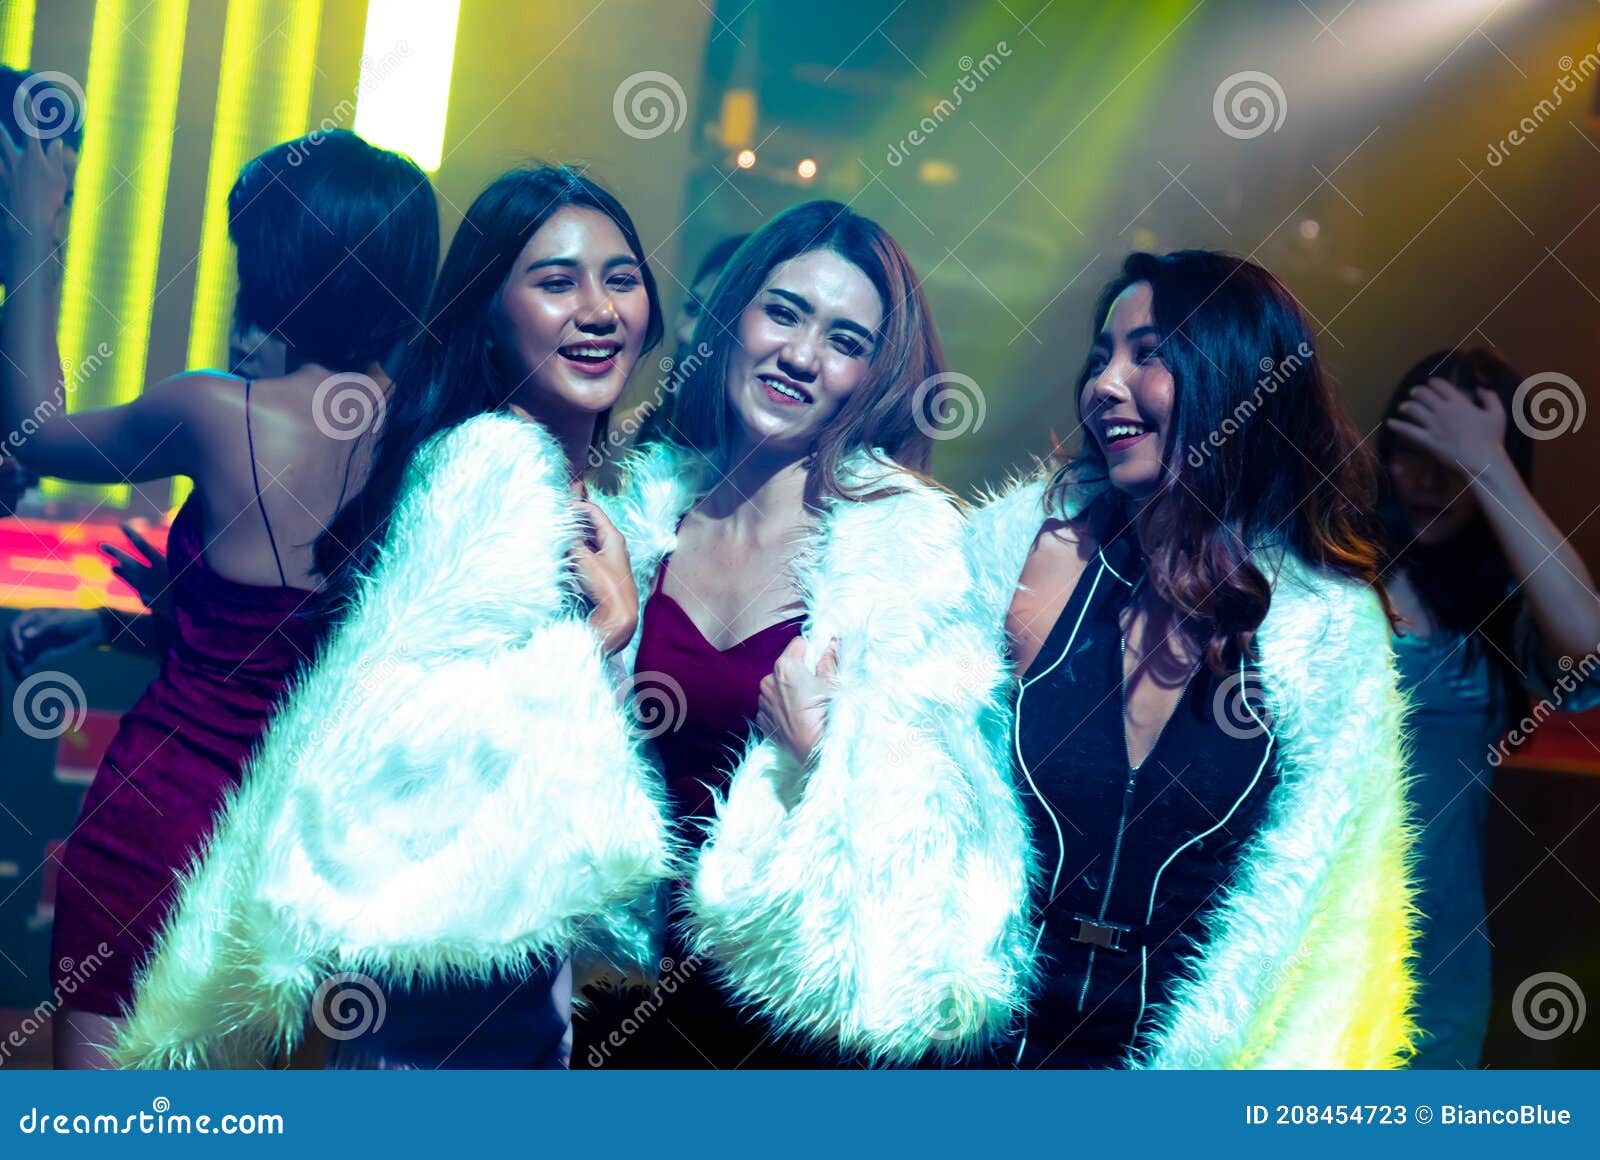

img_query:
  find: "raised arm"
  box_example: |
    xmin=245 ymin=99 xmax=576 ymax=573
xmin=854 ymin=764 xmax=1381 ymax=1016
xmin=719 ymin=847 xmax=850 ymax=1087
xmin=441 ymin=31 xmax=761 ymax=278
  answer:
xmin=1389 ymin=378 xmax=1600 ymax=664
xmin=1 ymin=131 xmax=199 ymax=484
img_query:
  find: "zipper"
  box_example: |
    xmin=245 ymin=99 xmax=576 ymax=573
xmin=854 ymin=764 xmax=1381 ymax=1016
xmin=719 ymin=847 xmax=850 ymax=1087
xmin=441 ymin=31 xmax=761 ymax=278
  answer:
xmin=1075 ymin=585 xmax=1196 ymax=1012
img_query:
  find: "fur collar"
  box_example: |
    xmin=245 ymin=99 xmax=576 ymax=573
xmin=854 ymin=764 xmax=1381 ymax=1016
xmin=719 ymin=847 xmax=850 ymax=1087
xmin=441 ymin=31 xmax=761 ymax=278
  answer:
xmin=966 ymin=471 xmax=1420 ymax=1068
xmin=597 ymin=441 xmax=1035 ymax=1062
xmin=115 ymin=414 xmax=674 ymax=1068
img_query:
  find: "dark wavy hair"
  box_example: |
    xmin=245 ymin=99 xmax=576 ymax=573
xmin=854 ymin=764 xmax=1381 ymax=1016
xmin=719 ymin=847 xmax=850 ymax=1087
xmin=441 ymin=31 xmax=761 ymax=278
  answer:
xmin=1052 ymin=249 xmax=1391 ymax=672
xmin=1377 ymin=348 xmax=1532 ymax=704
xmin=228 ymin=129 xmax=438 ymax=373
xmin=312 ymin=165 xmax=663 ymax=615
xmin=657 ymin=200 xmax=944 ymax=506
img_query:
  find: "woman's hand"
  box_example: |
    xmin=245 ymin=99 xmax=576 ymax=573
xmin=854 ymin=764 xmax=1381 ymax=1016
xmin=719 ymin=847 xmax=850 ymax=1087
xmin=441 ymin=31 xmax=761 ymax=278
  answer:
xmin=570 ymin=500 xmax=639 ymax=655
xmin=0 ymin=130 xmax=72 ymax=263
xmin=5 ymin=607 xmax=104 ymax=680
xmin=758 ymin=635 xmax=840 ymax=774
xmin=101 ymin=520 xmax=173 ymax=624
xmin=1386 ymin=377 xmax=1512 ymax=479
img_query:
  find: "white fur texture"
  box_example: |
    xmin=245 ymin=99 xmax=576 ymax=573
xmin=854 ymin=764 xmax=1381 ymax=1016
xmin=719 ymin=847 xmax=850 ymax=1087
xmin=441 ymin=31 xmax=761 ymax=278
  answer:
xmin=114 ymin=414 xmax=674 ymax=1069
xmin=965 ymin=475 xmax=1421 ymax=1069
xmin=596 ymin=444 xmax=1036 ymax=1064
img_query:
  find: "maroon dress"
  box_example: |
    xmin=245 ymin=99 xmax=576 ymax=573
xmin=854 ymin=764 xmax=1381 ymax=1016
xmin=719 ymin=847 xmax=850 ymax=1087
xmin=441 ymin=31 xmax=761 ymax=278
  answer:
xmin=575 ymin=553 xmax=824 ymax=1069
xmin=50 ymin=384 xmax=328 ymax=1017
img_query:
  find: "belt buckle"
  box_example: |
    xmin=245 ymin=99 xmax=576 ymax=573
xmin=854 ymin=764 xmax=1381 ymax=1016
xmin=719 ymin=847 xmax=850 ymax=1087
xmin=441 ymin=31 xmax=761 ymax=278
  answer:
xmin=1070 ymin=915 xmax=1132 ymax=952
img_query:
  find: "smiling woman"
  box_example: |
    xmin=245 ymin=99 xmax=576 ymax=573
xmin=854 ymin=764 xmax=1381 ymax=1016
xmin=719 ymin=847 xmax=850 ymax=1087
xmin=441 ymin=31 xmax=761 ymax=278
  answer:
xmin=113 ymin=166 xmax=675 ymax=1071
xmin=582 ymin=201 xmax=1033 ymax=1068
xmin=966 ymin=249 xmax=1418 ymax=1069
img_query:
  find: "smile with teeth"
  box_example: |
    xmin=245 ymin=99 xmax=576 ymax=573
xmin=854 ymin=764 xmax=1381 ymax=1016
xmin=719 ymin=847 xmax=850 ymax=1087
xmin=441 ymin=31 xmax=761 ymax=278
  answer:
xmin=1102 ymin=419 xmax=1151 ymax=450
xmin=761 ymin=375 xmax=812 ymax=404
xmin=559 ymin=342 xmax=621 ymax=363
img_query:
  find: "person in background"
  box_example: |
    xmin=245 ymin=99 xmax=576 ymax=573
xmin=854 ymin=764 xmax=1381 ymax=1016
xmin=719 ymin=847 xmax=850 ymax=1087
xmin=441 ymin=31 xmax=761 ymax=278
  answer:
xmin=0 ymin=127 xmax=439 ymax=1067
xmin=5 ymin=520 xmax=170 ymax=679
xmin=0 ymin=68 xmax=84 ymax=519
xmin=5 ymin=325 xmax=287 ymax=676
xmin=1379 ymin=348 xmax=1600 ymax=1069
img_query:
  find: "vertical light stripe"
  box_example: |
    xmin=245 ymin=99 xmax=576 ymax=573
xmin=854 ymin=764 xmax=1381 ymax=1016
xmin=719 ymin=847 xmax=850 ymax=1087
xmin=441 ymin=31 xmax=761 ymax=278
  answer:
xmin=183 ymin=0 xmax=324 ymax=373
xmin=0 ymin=0 xmax=35 ymax=68
xmin=53 ymin=0 xmax=190 ymax=506
xmin=352 ymin=0 xmax=460 ymax=172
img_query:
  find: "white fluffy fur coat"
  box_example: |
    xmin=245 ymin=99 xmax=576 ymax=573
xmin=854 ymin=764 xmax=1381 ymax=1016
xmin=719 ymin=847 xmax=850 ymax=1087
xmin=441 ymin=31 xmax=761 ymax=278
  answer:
xmin=965 ymin=473 xmax=1420 ymax=1068
xmin=114 ymin=414 xmax=674 ymax=1069
xmin=596 ymin=442 xmax=1035 ymax=1064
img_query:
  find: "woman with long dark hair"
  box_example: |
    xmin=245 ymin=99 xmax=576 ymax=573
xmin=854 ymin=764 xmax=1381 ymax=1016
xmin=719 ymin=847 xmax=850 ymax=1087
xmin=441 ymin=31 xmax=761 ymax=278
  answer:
xmin=1378 ymin=348 xmax=1600 ymax=1069
xmin=113 ymin=166 xmax=675 ymax=1069
xmin=584 ymin=201 xmax=1031 ymax=1067
xmin=966 ymin=250 xmax=1418 ymax=1068
xmin=0 ymin=128 xmax=438 ymax=1068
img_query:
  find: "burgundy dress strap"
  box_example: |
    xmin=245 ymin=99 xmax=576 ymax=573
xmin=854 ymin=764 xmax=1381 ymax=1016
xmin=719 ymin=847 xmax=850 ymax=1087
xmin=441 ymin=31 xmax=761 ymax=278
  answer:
xmin=244 ymin=378 xmax=289 ymax=588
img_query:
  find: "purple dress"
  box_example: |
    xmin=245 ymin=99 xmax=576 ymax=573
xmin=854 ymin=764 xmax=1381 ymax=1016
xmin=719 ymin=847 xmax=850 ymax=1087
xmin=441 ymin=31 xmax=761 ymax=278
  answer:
xmin=574 ymin=554 xmax=823 ymax=1068
xmin=50 ymin=489 xmax=326 ymax=1017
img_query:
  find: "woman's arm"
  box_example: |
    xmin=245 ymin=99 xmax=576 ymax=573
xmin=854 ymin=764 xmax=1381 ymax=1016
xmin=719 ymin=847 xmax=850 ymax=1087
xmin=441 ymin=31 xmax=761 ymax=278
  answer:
xmin=1389 ymin=379 xmax=1600 ymax=664
xmin=1 ymin=132 xmax=199 ymax=484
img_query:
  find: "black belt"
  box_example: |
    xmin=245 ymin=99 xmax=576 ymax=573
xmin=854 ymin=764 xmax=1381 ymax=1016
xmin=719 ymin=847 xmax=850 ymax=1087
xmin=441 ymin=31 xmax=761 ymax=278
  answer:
xmin=1069 ymin=914 xmax=1135 ymax=953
